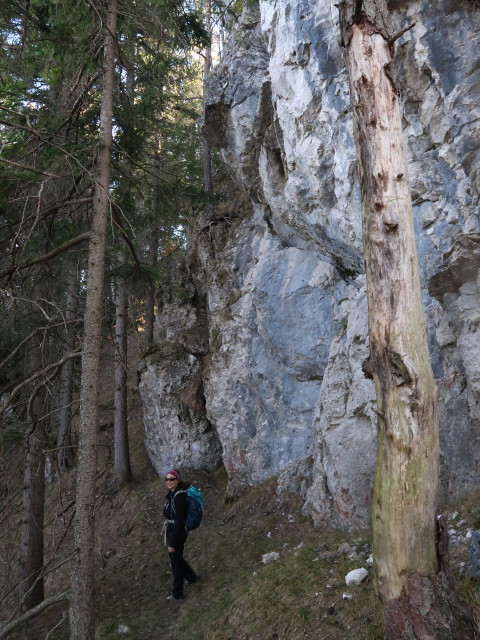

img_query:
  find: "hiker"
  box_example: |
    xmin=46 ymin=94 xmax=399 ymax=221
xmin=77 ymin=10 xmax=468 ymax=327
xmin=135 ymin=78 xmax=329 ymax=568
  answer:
xmin=163 ymin=469 xmax=198 ymax=601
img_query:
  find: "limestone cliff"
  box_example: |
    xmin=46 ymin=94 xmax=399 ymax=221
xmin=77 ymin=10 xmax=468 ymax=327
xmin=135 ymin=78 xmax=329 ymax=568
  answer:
xmin=139 ymin=0 xmax=480 ymax=528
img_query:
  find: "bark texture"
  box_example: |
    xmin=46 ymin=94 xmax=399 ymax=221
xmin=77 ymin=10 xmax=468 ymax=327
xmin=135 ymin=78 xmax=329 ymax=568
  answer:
xmin=19 ymin=384 xmax=47 ymax=609
xmin=57 ymin=268 xmax=78 ymax=472
xmin=113 ymin=254 xmax=132 ymax=484
xmin=144 ymin=151 xmax=160 ymax=348
xmin=70 ymin=0 xmax=117 ymax=637
xmin=338 ymin=0 xmax=478 ymax=636
xmin=384 ymin=570 xmax=479 ymax=640
xmin=19 ymin=280 xmax=48 ymax=610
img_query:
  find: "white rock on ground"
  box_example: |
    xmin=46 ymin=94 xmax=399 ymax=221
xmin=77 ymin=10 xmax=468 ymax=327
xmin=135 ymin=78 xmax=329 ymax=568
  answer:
xmin=345 ymin=568 xmax=368 ymax=586
xmin=262 ymin=551 xmax=280 ymax=565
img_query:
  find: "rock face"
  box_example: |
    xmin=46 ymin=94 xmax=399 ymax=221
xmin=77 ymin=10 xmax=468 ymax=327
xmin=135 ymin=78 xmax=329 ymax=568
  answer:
xmin=139 ymin=0 xmax=480 ymax=527
xmin=138 ymin=259 xmax=223 ymax=475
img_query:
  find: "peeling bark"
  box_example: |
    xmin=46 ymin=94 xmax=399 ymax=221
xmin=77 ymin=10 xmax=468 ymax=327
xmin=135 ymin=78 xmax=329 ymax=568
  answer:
xmin=337 ymin=0 xmax=478 ymax=636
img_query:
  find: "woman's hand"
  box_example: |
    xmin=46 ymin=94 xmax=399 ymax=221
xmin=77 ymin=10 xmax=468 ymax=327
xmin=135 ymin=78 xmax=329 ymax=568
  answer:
xmin=168 ymin=546 xmax=174 ymax=553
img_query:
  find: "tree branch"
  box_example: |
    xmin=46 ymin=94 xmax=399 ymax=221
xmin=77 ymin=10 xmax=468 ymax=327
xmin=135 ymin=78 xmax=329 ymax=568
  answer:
xmin=1 ymin=351 xmax=82 ymax=418
xmin=388 ymin=21 xmax=416 ymax=45
xmin=0 ymin=320 xmax=82 ymax=373
xmin=0 ymin=592 xmax=69 ymax=639
xmin=0 ymin=232 xmax=90 ymax=281
xmin=111 ymin=205 xmax=141 ymax=268
xmin=0 ymin=157 xmax=58 ymax=178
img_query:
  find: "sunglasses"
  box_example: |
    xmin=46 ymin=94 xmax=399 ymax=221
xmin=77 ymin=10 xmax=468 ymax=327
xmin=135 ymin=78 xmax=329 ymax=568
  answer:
xmin=165 ymin=477 xmax=177 ymax=482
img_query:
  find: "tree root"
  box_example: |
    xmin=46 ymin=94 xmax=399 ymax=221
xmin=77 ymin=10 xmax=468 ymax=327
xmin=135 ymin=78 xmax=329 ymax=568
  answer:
xmin=384 ymin=571 xmax=480 ymax=640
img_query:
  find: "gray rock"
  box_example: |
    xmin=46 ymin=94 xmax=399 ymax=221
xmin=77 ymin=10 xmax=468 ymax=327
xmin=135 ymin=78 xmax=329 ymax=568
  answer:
xmin=140 ymin=0 xmax=480 ymax=526
xmin=345 ymin=568 xmax=368 ymax=586
xmin=337 ymin=543 xmax=352 ymax=555
xmin=467 ymin=530 xmax=480 ymax=580
xmin=262 ymin=551 xmax=281 ymax=565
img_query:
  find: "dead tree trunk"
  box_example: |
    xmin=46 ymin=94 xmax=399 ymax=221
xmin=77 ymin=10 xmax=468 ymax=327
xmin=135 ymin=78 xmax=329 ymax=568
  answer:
xmin=338 ymin=1 xmax=478 ymax=637
xmin=70 ymin=0 xmax=117 ymax=637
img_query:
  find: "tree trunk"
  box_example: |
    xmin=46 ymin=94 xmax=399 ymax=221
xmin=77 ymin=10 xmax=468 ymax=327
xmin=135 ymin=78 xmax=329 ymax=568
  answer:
xmin=111 ymin=52 xmax=134 ymax=484
xmin=57 ymin=267 xmax=79 ymax=473
xmin=203 ymin=0 xmax=214 ymax=213
xmin=19 ymin=278 xmax=49 ymax=611
xmin=19 ymin=375 xmax=47 ymax=610
xmin=338 ymin=1 xmax=478 ymax=637
xmin=113 ymin=253 xmax=132 ymax=484
xmin=144 ymin=151 xmax=160 ymax=348
xmin=70 ymin=0 xmax=117 ymax=637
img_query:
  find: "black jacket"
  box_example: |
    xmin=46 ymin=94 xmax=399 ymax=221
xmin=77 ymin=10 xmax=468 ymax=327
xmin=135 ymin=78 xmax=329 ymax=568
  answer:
xmin=163 ymin=485 xmax=189 ymax=548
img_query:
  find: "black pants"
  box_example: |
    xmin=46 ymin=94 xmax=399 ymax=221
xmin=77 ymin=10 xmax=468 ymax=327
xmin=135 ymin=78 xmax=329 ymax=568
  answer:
xmin=169 ymin=539 xmax=197 ymax=599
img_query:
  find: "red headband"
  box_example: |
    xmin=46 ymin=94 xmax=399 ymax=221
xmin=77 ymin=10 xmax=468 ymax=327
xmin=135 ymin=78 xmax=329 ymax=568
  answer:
xmin=166 ymin=469 xmax=180 ymax=480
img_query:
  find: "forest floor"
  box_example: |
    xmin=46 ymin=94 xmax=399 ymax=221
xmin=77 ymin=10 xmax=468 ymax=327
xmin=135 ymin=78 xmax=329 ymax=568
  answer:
xmin=2 ymin=349 xmax=480 ymax=640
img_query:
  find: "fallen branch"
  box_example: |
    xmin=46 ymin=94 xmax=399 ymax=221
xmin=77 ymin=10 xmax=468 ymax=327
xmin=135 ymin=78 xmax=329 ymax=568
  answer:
xmin=0 ymin=592 xmax=69 ymax=639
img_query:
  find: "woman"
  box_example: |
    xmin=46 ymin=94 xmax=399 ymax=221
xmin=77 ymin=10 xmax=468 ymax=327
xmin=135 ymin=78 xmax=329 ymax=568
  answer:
xmin=163 ymin=469 xmax=198 ymax=601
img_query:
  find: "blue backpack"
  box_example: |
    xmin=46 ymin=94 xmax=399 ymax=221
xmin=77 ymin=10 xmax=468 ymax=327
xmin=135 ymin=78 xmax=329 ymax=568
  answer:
xmin=172 ymin=486 xmax=204 ymax=531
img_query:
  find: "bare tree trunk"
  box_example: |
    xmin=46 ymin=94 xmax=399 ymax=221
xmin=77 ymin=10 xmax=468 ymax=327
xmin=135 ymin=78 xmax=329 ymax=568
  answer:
xmin=19 ymin=373 xmax=47 ymax=610
xmin=113 ymin=253 xmax=132 ymax=484
xmin=338 ymin=1 xmax=478 ymax=637
xmin=144 ymin=151 xmax=160 ymax=348
xmin=57 ymin=267 xmax=79 ymax=472
xmin=70 ymin=0 xmax=117 ymax=637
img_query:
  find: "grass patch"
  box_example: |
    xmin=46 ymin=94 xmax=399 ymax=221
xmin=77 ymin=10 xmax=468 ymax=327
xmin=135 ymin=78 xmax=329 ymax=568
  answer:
xmin=170 ymin=475 xmax=384 ymax=640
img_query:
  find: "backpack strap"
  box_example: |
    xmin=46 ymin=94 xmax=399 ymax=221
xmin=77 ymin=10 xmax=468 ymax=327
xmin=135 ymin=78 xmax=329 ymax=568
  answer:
xmin=161 ymin=520 xmax=173 ymax=546
xmin=170 ymin=489 xmax=187 ymax=516
xmin=170 ymin=490 xmax=188 ymax=534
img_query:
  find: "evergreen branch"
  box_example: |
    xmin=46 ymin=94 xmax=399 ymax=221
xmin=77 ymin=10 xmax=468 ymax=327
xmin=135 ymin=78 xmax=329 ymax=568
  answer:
xmin=0 ymin=232 xmax=90 ymax=281
xmin=0 ymin=157 xmax=58 ymax=178
xmin=113 ymin=149 xmax=176 ymax=186
xmin=51 ymin=70 xmax=102 ymax=140
xmin=0 ymin=320 xmax=82 ymax=373
xmin=0 ymin=351 xmax=82 ymax=419
xmin=0 ymin=105 xmax=32 ymax=119
xmin=0 ymin=118 xmax=95 ymax=178
xmin=18 ymin=198 xmax=93 ymax=229
xmin=111 ymin=204 xmax=141 ymax=268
